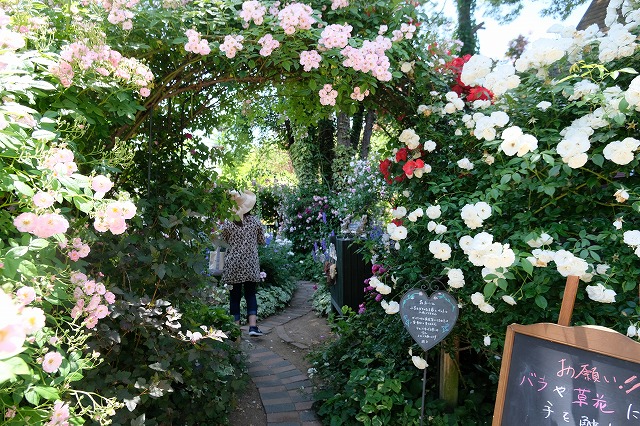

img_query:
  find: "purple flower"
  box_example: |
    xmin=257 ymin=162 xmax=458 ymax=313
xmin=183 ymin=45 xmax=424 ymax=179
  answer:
xmin=375 ymin=293 xmax=382 ymax=302
xmin=358 ymin=303 xmax=366 ymax=314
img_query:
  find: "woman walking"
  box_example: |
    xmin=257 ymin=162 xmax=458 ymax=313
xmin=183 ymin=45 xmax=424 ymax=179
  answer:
xmin=220 ymin=190 xmax=266 ymax=336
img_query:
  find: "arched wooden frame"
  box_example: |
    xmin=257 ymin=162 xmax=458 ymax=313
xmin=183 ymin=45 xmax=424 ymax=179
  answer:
xmin=492 ymin=322 xmax=640 ymax=425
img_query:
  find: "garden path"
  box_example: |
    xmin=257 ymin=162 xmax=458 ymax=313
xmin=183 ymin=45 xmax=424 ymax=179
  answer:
xmin=231 ymin=281 xmax=330 ymax=426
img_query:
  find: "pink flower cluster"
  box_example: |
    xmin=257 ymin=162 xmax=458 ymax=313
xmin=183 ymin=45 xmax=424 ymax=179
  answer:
xmin=45 ymin=401 xmax=70 ymax=426
xmin=59 ymin=237 xmax=91 ymax=262
xmin=319 ymin=24 xmax=352 ymax=49
xmin=239 ymin=0 xmax=267 ymax=25
xmin=277 ymin=3 xmax=315 ymax=35
xmin=184 ymin=29 xmax=211 ymax=55
xmin=95 ymin=0 xmax=140 ymax=30
xmin=219 ymin=34 xmax=244 ymax=58
xmin=258 ymin=34 xmax=280 ymax=56
xmin=391 ymin=22 xmax=416 ymax=42
xmin=70 ymin=271 xmax=115 ymax=329
xmin=331 ymin=0 xmax=349 ymax=10
xmin=350 ymin=86 xmax=370 ymax=101
xmin=341 ymin=36 xmax=393 ymax=81
xmin=91 ymin=174 xmax=114 ymax=197
xmin=39 ymin=147 xmax=78 ymax=177
xmin=49 ymin=41 xmax=153 ymax=94
xmin=319 ymin=84 xmax=338 ymax=106
xmin=14 ymin=212 xmax=69 ymax=238
xmin=299 ymin=49 xmax=321 ymax=71
xmin=93 ymin=199 xmax=136 ymax=235
xmin=0 ymin=287 xmax=46 ymax=359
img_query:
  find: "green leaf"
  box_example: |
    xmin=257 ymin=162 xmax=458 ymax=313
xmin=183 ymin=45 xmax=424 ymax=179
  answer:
xmin=24 ymin=388 xmax=40 ymax=405
xmin=500 ymin=174 xmax=511 ymax=184
xmin=34 ymin=386 xmax=60 ymax=401
xmin=521 ymin=258 xmax=534 ymax=275
xmin=31 ymin=129 xmax=57 ymax=141
xmin=73 ymin=197 xmax=93 ymax=213
xmin=308 ymin=79 xmax=317 ymax=90
xmin=28 ymin=239 xmax=49 ymax=251
xmin=535 ymin=295 xmax=548 ymax=309
xmin=591 ymin=154 xmax=604 ymax=167
xmin=152 ymin=263 xmax=166 ymax=279
xmin=632 ymin=201 xmax=640 ymax=213
xmin=13 ymin=180 xmax=34 ymax=197
xmin=0 ymin=357 xmax=30 ymax=384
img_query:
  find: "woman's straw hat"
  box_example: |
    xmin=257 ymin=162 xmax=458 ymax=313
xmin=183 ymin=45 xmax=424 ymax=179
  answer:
xmin=231 ymin=190 xmax=256 ymax=219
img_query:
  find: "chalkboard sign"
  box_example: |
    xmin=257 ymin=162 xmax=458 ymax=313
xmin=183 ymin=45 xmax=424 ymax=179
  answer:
xmin=493 ymin=323 xmax=640 ymax=425
xmin=400 ymin=290 xmax=458 ymax=351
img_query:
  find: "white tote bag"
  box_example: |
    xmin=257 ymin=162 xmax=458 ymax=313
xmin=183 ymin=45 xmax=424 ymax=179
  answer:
xmin=209 ymin=246 xmax=228 ymax=277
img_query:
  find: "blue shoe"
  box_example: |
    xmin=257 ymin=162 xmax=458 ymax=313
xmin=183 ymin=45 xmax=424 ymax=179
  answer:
xmin=249 ymin=326 xmax=264 ymax=337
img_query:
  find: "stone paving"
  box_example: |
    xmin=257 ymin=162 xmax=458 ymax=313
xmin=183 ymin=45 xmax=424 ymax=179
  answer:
xmin=241 ymin=281 xmax=322 ymax=426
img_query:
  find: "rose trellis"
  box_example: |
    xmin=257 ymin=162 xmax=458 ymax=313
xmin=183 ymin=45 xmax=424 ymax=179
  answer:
xmin=368 ymin=1 xmax=640 ymax=374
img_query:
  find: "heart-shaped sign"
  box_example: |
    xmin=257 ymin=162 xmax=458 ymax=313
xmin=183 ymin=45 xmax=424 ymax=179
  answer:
xmin=400 ymin=289 xmax=459 ymax=351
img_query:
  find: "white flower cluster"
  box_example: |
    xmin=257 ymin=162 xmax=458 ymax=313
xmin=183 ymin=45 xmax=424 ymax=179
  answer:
xmin=460 ymin=54 xmax=492 ymax=87
xmin=386 ymin=222 xmax=407 ymax=241
xmin=471 ymin=292 xmax=495 ymax=313
xmin=526 ymin=232 xmax=553 ymax=248
xmin=446 ymin=268 xmax=465 ymax=288
xmin=399 ymin=128 xmax=420 ymax=149
xmin=427 ymin=221 xmax=447 ymax=235
xmin=624 ymin=75 xmax=640 ymax=111
xmin=442 ymin=91 xmax=465 ymax=114
xmin=481 ymin=62 xmax=521 ymax=97
xmin=428 ymin=240 xmax=451 ymax=261
xmin=499 ymin=126 xmax=538 ymax=157
xmin=457 ymin=157 xmax=474 ymax=170
xmin=380 ymin=299 xmax=399 ymax=314
xmin=369 ymin=276 xmax=392 ymax=294
xmin=556 ymin=126 xmax=592 ymax=168
xmin=623 ymin=230 xmax=640 ymax=257
xmin=603 ymin=137 xmax=640 ymax=165
xmin=553 ymin=250 xmax=589 ymax=277
xmin=407 ymin=207 xmax=423 ymax=222
xmin=460 ymin=232 xmax=515 ymax=269
xmin=471 ymin=111 xmax=510 ymax=141
xmin=460 ymin=201 xmax=491 ymax=229
xmin=597 ymin=23 xmax=637 ymax=63
xmin=567 ymin=79 xmax=600 ymax=101
xmin=585 ymin=283 xmax=616 ymax=303
xmin=515 ymin=37 xmax=573 ymax=75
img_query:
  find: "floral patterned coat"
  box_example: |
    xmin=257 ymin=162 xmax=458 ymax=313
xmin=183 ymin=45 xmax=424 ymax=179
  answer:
xmin=220 ymin=214 xmax=265 ymax=284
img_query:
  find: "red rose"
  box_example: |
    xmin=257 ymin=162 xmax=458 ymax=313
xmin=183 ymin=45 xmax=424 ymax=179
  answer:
xmin=396 ymin=148 xmax=408 ymax=162
xmin=467 ymin=86 xmax=494 ymax=102
xmin=379 ymin=158 xmax=392 ymax=178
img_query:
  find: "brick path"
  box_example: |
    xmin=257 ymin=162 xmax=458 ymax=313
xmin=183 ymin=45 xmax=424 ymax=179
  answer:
xmin=241 ymin=281 xmax=322 ymax=426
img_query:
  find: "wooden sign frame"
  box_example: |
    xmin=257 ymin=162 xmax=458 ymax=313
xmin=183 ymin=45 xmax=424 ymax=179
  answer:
xmin=492 ymin=322 xmax=640 ymax=425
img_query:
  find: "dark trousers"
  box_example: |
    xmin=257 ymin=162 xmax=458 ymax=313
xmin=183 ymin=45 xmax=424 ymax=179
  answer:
xmin=229 ymin=281 xmax=257 ymax=321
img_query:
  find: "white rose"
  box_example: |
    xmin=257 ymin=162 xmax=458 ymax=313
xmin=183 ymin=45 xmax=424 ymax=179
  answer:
xmin=585 ymin=283 xmax=616 ymax=303
xmin=478 ymin=302 xmax=495 ymax=313
xmin=501 ymin=295 xmax=517 ymax=305
xmin=381 ymin=300 xmax=399 ymax=314
xmin=470 ymin=292 xmax=485 ymax=306
xmin=411 ymin=355 xmax=428 ymax=369
xmin=623 ymin=230 xmax=640 ymax=246
xmin=483 ymin=335 xmax=491 ymax=346
xmin=425 ymin=205 xmax=441 ymax=219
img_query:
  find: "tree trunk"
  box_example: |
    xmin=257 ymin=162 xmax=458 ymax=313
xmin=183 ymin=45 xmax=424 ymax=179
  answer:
xmin=336 ymin=112 xmax=351 ymax=148
xmin=350 ymin=105 xmax=365 ymax=151
xmin=457 ymin=0 xmax=477 ymax=55
xmin=318 ymin=119 xmax=335 ymax=187
xmin=360 ymin=109 xmax=376 ymax=160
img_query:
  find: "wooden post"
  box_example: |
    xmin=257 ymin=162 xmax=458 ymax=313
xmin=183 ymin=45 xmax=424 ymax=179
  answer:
xmin=439 ymin=337 xmax=459 ymax=410
xmin=557 ymin=275 xmax=579 ymax=326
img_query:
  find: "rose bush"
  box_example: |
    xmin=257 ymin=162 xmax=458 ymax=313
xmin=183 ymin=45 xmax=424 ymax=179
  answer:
xmin=312 ymin=3 xmax=640 ymax=423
